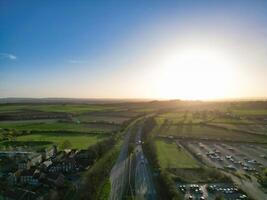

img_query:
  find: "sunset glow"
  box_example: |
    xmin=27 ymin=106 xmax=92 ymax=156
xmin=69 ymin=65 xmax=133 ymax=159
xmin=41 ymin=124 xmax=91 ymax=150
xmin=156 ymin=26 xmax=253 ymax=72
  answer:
xmin=153 ymin=46 xmax=237 ymax=99
xmin=1 ymin=0 xmax=267 ymax=100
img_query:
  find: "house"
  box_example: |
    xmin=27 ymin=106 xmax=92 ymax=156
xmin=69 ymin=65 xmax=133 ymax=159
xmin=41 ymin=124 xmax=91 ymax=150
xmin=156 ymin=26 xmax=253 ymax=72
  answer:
xmin=18 ymin=161 xmax=27 ymax=170
xmin=46 ymin=145 xmax=57 ymax=159
xmin=46 ymin=173 xmax=65 ymax=187
xmin=19 ymin=169 xmax=39 ymax=186
xmin=0 ymin=190 xmax=24 ymax=200
xmin=7 ymin=172 xmax=18 ymax=185
xmin=41 ymin=160 xmax=53 ymax=170
xmin=18 ymin=160 xmax=31 ymax=170
xmin=75 ymin=149 xmax=89 ymax=159
xmin=65 ymin=149 xmax=78 ymax=159
xmin=48 ymin=159 xmax=77 ymax=173
xmin=29 ymin=154 xmax=43 ymax=166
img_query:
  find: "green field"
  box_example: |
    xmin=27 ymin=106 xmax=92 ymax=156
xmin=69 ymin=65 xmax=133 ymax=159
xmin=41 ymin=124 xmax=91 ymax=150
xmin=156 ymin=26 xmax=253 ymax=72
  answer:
xmin=232 ymin=109 xmax=267 ymax=116
xmin=0 ymin=132 xmax=107 ymax=150
xmin=0 ymin=120 xmax=118 ymax=133
xmin=77 ymin=114 xmax=130 ymax=124
xmin=0 ymin=104 xmax=124 ymax=114
xmin=155 ymin=139 xmax=199 ymax=169
xmin=207 ymin=123 xmax=267 ymax=135
xmin=156 ymin=111 xmax=214 ymax=124
xmin=158 ymin=124 xmax=267 ymax=143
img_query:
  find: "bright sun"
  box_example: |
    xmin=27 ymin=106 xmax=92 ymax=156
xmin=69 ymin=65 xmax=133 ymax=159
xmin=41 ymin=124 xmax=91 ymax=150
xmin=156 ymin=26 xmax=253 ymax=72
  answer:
xmin=153 ymin=46 xmax=237 ymax=100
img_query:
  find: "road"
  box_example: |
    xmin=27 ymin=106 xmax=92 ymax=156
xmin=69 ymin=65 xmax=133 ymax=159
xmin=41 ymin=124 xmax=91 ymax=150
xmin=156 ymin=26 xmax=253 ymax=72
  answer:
xmin=109 ymin=128 xmax=131 ymax=200
xmin=109 ymin=122 xmax=157 ymax=200
xmin=134 ymin=126 xmax=157 ymax=200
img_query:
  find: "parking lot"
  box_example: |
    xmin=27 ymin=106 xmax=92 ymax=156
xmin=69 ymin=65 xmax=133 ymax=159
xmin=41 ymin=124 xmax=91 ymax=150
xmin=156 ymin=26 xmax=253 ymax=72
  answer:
xmin=180 ymin=141 xmax=267 ymax=199
xmin=177 ymin=182 xmax=248 ymax=200
xmin=184 ymin=141 xmax=267 ymax=175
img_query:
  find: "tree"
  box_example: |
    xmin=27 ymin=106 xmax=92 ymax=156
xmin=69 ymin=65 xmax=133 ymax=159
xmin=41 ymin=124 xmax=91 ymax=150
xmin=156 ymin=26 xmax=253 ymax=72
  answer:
xmin=259 ymin=168 xmax=267 ymax=188
xmin=61 ymin=140 xmax=72 ymax=150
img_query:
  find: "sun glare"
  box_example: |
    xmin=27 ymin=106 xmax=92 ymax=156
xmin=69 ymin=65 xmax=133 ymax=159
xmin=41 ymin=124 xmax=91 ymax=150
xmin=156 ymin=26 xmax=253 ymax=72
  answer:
xmin=154 ymin=46 xmax=237 ymax=100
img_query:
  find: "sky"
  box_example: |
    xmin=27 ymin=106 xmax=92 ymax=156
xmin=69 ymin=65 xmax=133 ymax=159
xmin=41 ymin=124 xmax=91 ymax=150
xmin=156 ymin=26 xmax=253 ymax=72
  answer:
xmin=1 ymin=0 xmax=267 ymax=100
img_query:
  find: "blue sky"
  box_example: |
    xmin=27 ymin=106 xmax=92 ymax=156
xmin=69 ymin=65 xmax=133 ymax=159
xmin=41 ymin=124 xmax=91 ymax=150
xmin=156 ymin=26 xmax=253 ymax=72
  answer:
xmin=1 ymin=0 xmax=267 ymax=99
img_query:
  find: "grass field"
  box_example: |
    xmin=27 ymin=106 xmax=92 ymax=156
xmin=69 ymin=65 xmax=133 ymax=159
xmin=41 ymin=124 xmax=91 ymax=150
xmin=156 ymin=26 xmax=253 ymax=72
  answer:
xmin=77 ymin=114 xmax=130 ymax=124
xmin=156 ymin=111 xmax=213 ymax=124
xmin=157 ymin=109 xmax=267 ymax=125
xmin=231 ymin=109 xmax=267 ymax=116
xmin=155 ymin=139 xmax=199 ymax=169
xmin=0 ymin=132 xmax=107 ymax=150
xmin=158 ymin=124 xmax=267 ymax=143
xmin=0 ymin=104 xmax=124 ymax=114
xmin=210 ymin=117 xmax=252 ymax=124
xmin=0 ymin=120 xmax=118 ymax=133
xmin=207 ymin=123 xmax=267 ymax=135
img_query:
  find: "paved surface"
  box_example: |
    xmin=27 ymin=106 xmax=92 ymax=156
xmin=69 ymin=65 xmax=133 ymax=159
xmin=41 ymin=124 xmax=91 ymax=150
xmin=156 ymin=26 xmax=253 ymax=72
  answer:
xmin=109 ymin=128 xmax=131 ymax=200
xmin=134 ymin=126 xmax=157 ymax=200
xmin=177 ymin=183 xmax=247 ymax=200
xmin=109 ymin=123 xmax=157 ymax=200
xmin=183 ymin=141 xmax=267 ymax=200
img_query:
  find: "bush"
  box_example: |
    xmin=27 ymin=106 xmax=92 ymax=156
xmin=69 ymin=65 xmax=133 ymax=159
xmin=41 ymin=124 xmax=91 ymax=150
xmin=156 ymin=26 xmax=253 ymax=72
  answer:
xmin=61 ymin=139 xmax=72 ymax=149
xmin=258 ymin=168 xmax=267 ymax=188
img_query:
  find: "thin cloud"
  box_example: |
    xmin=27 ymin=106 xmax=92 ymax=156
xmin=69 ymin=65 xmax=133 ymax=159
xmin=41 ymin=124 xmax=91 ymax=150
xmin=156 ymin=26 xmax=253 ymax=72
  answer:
xmin=0 ymin=53 xmax=17 ymax=60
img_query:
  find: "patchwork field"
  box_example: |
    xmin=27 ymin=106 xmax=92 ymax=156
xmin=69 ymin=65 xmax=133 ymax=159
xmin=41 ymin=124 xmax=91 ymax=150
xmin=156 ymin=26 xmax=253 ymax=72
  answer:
xmin=156 ymin=112 xmax=210 ymax=124
xmin=77 ymin=115 xmax=129 ymax=123
xmin=232 ymin=109 xmax=267 ymax=116
xmin=155 ymin=139 xmax=199 ymax=169
xmin=0 ymin=104 xmax=124 ymax=114
xmin=0 ymin=104 xmax=134 ymax=152
xmin=158 ymin=124 xmax=267 ymax=143
xmin=0 ymin=120 xmax=118 ymax=133
xmin=0 ymin=132 xmax=107 ymax=150
xmin=207 ymin=123 xmax=267 ymax=136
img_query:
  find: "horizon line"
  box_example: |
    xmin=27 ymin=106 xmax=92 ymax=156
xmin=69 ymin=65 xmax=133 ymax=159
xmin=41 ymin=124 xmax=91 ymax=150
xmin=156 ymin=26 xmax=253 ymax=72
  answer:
xmin=0 ymin=96 xmax=267 ymax=102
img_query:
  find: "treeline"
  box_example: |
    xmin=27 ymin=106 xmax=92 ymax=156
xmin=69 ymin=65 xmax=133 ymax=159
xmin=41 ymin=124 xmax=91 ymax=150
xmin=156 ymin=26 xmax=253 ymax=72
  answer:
xmin=141 ymin=117 xmax=183 ymax=200
xmin=142 ymin=117 xmax=157 ymax=138
xmin=258 ymin=168 xmax=267 ymax=188
xmin=83 ymin=136 xmax=117 ymax=166
xmin=76 ymin=143 xmax=119 ymax=200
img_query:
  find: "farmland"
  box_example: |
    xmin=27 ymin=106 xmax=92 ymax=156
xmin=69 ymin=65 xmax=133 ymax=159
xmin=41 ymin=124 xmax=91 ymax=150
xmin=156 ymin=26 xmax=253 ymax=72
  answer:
xmin=157 ymin=124 xmax=267 ymax=143
xmin=0 ymin=132 xmax=106 ymax=150
xmin=207 ymin=123 xmax=267 ymax=136
xmin=76 ymin=110 xmax=139 ymax=124
xmin=0 ymin=104 xmax=124 ymax=114
xmin=231 ymin=109 xmax=267 ymax=116
xmin=0 ymin=120 xmax=118 ymax=133
xmin=0 ymin=103 xmax=141 ymax=152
